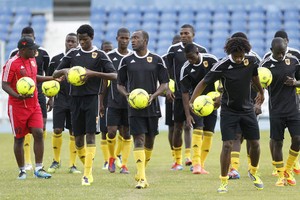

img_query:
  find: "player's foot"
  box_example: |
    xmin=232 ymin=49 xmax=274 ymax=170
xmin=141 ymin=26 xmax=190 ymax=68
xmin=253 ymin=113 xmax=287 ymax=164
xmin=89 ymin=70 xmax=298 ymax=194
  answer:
xmin=200 ymin=167 xmax=210 ymax=174
xmin=217 ymin=181 xmax=228 ymax=193
xmin=185 ymin=158 xmax=192 ymax=166
xmin=275 ymin=177 xmax=287 ymax=187
xmin=293 ymin=161 xmax=300 ymax=175
xmin=17 ymin=171 xmax=27 ymax=180
xmin=81 ymin=176 xmax=90 ymax=186
xmin=284 ymin=170 xmax=296 ymax=186
xmin=34 ymin=168 xmax=52 ymax=179
xmin=69 ymin=165 xmax=81 ymax=174
xmin=24 ymin=164 xmax=33 ymax=171
xmin=135 ymin=179 xmax=149 ymax=189
xmin=102 ymin=161 xmax=108 ymax=170
xmin=115 ymin=155 xmax=122 ymax=168
xmin=248 ymin=170 xmax=264 ymax=190
xmin=108 ymin=157 xmax=116 ymax=173
xmin=228 ymin=168 xmax=240 ymax=179
xmin=120 ymin=165 xmax=129 ymax=174
xmin=47 ymin=161 xmax=60 ymax=173
xmin=88 ymin=174 xmax=94 ymax=183
xmin=192 ymin=164 xmax=201 ymax=174
xmin=170 ymin=163 xmax=183 ymax=171
xmin=272 ymin=168 xmax=278 ymax=176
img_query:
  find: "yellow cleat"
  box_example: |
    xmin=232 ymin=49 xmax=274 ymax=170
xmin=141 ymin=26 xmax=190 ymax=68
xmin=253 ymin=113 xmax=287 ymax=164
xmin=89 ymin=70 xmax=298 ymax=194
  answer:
xmin=217 ymin=182 xmax=228 ymax=193
xmin=284 ymin=170 xmax=296 ymax=186
xmin=81 ymin=176 xmax=91 ymax=186
xmin=248 ymin=171 xmax=264 ymax=190
xmin=135 ymin=179 xmax=149 ymax=189
xmin=293 ymin=161 xmax=300 ymax=175
xmin=275 ymin=177 xmax=287 ymax=187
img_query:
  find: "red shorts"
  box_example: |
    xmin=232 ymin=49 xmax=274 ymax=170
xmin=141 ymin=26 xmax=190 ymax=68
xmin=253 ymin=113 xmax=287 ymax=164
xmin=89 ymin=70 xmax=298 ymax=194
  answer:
xmin=8 ymin=104 xmax=43 ymax=139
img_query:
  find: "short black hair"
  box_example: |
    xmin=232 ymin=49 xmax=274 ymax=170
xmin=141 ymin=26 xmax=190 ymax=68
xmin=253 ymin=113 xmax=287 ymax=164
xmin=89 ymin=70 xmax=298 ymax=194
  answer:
xmin=224 ymin=37 xmax=251 ymax=55
xmin=231 ymin=32 xmax=248 ymax=40
xmin=184 ymin=43 xmax=198 ymax=54
xmin=67 ymin=33 xmax=77 ymax=37
xmin=172 ymin=35 xmax=181 ymax=44
xmin=181 ymin=24 xmax=195 ymax=34
xmin=135 ymin=29 xmax=149 ymax=45
xmin=101 ymin=40 xmax=112 ymax=49
xmin=274 ymin=30 xmax=288 ymax=40
xmin=77 ymin=24 xmax=94 ymax=38
xmin=21 ymin=26 xmax=34 ymax=35
xmin=117 ymin=27 xmax=130 ymax=36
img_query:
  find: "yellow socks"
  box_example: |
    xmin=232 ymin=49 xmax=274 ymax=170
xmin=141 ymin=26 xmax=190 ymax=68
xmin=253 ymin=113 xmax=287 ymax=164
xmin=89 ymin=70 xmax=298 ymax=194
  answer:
xmin=106 ymin=135 xmax=116 ymax=159
xmin=24 ymin=134 xmax=32 ymax=166
xmin=192 ymin=129 xmax=203 ymax=166
xmin=249 ymin=165 xmax=258 ymax=175
xmin=201 ymin=131 xmax=213 ymax=167
xmin=286 ymin=149 xmax=299 ymax=171
xmin=173 ymin=146 xmax=182 ymax=165
xmin=220 ymin=175 xmax=229 ymax=184
xmin=184 ymin=148 xmax=191 ymax=160
xmin=122 ymin=138 xmax=132 ymax=166
xmin=274 ymin=161 xmax=285 ymax=178
xmin=69 ymin=135 xmax=77 ymax=167
xmin=145 ymin=148 xmax=153 ymax=167
xmin=115 ymin=133 xmax=124 ymax=157
xmin=43 ymin=130 xmax=47 ymax=139
xmin=247 ymin=154 xmax=251 ymax=170
xmin=52 ymin=133 xmax=62 ymax=162
xmin=76 ymin=145 xmax=86 ymax=164
xmin=134 ymin=148 xmax=145 ymax=181
xmin=100 ymin=138 xmax=109 ymax=163
xmin=231 ymin=152 xmax=240 ymax=170
xmin=84 ymin=145 xmax=96 ymax=177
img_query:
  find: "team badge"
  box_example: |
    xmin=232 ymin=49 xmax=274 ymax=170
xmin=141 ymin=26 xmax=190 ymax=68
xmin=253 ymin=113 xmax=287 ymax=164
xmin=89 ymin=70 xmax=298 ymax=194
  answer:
xmin=243 ymin=59 xmax=249 ymax=66
xmin=35 ymin=51 xmax=39 ymax=57
xmin=285 ymin=59 xmax=290 ymax=65
xmin=203 ymin=61 xmax=208 ymax=68
xmin=287 ymin=53 xmax=292 ymax=56
xmin=92 ymin=52 xmax=98 ymax=58
xmin=30 ymin=60 xmax=36 ymax=67
xmin=147 ymin=57 xmax=152 ymax=63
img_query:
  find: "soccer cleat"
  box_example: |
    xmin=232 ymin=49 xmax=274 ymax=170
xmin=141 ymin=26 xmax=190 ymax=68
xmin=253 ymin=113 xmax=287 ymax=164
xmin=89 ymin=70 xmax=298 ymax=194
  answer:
xmin=185 ymin=158 xmax=192 ymax=166
xmin=248 ymin=171 xmax=264 ymax=190
xmin=82 ymin=176 xmax=90 ymax=186
xmin=102 ymin=161 xmax=108 ymax=170
xmin=284 ymin=170 xmax=296 ymax=186
xmin=170 ymin=163 xmax=183 ymax=171
xmin=47 ymin=161 xmax=60 ymax=173
xmin=200 ymin=168 xmax=210 ymax=174
xmin=272 ymin=168 xmax=278 ymax=176
xmin=293 ymin=161 xmax=300 ymax=175
xmin=17 ymin=171 xmax=27 ymax=180
xmin=24 ymin=164 xmax=33 ymax=171
xmin=217 ymin=182 xmax=228 ymax=193
xmin=108 ymin=157 xmax=116 ymax=173
xmin=228 ymin=168 xmax=240 ymax=179
xmin=34 ymin=168 xmax=52 ymax=179
xmin=192 ymin=164 xmax=201 ymax=174
xmin=115 ymin=155 xmax=122 ymax=169
xmin=120 ymin=165 xmax=129 ymax=174
xmin=135 ymin=179 xmax=149 ymax=189
xmin=69 ymin=165 xmax=81 ymax=174
xmin=275 ymin=177 xmax=287 ymax=187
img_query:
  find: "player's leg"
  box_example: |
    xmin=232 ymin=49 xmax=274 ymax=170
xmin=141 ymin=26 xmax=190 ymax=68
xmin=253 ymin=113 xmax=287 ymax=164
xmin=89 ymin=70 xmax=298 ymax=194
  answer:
xmin=228 ymin=128 xmax=242 ymax=179
xmin=183 ymin=121 xmax=192 ymax=166
xmin=119 ymin=109 xmax=131 ymax=174
xmin=14 ymin=137 xmax=26 ymax=179
xmin=99 ymin=110 xmax=109 ymax=170
xmin=23 ymin=134 xmax=32 ymax=170
xmin=165 ymin=101 xmax=175 ymax=163
xmin=107 ymin=125 xmax=118 ymax=173
xmin=38 ymin=93 xmax=48 ymax=139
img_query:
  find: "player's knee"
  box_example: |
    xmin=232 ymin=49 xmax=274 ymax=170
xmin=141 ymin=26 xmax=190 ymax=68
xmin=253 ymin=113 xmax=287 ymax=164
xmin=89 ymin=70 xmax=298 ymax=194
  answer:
xmin=291 ymin=136 xmax=300 ymax=151
xmin=133 ymin=135 xmax=144 ymax=148
xmin=222 ymin=141 xmax=233 ymax=153
xmin=31 ymin=128 xmax=43 ymax=141
xmin=107 ymin=132 xmax=116 ymax=139
xmin=53 ymin=128 xmax=63 ymax=134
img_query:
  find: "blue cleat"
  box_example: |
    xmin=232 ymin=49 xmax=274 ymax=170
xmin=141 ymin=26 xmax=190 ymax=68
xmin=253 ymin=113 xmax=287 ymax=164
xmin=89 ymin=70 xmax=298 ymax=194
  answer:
xmin=17 ymin=171 xmax=27 ymax=180
xmin=34 ymin=168 xmax=52 ymax=179
xmin=228 ymin=168 xmax=240 ymax=179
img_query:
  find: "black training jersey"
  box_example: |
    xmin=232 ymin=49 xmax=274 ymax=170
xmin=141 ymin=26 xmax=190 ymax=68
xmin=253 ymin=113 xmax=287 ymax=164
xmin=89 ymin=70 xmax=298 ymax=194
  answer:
xmin=203 ymin=54 xmax=260 ymax=113
xmin=107 ymin=48 xmax=132 ymax=109
xmin=260 ymin=54 xmax=300 ymax=117
xmin=57 ymin=46 xmax=115 ymax=96
xmin=166 ymin=42 xmax=207 ymax=99
xmin=118 ymin=50 xmax=169 ymax=117
xmin=180 ymin=53 xmax=218 ymax=95
xmin=263 ymin=47 xmax=300 ymax=61
xmin=48 ymin=53 xmax=70 ymax=96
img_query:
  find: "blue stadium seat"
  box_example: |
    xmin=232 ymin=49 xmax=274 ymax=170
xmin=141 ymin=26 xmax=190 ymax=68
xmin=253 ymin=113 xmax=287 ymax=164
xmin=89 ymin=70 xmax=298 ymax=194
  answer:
xmin=195 ymin=11 xmax=212 ymax=22
xmin=212 ymin=12 xmax=230 ymax=23
xmin=248 ymin=21 xmax=265 ymax=31
xmin=248 ymin=30 xmax=265 ymax=41
xmin=156 ymin=39 xmax=172 ymax=54
xmin=248 ymin=11 xmax=265 ymax=22
xmin=124 ymin=21 xmax=142 ymax=32
xmin=230 ymin=20 xmax=247 ymax=34
xmin=90 ymin=13 xmax=107 ymax=25
xmin=266 ymin=20 xmax=283 ymax=32
xmin=211 ymin=48 xmax=226 ymax=59
xmin=104 ymin=21 xmax=123 ymax=32
xmin=194 ymin=37 xmax=210 ymax=50
xmin=142 ymin=12 xmax=160 ymax=23
xmin=212 ymin=21 xmax=230 ymax=32
xmin=231 ymin=11 xmax=248 ymax=22
xmin=159 ymin=30 xmax=176 ymax=41
xmin=159 ymin=21 xmax=177 ymax=32
xmin=125 ymin=12 xmax=142 ymax=23
xmin=283 ymin=7 xmax=299 ymax=21
xmin=160 ymin=12 xmax=178 ymax=23
xmin=283 ymin=21 xmax=300 ymax=31
xmin=141 ymin=21 xmax=159 ymax=32
xmin=195 ymin=21 xmax=212 ymax=32
xmin=90 ymin=6 xmax=106 ymax=15
xmin=31 ymin=15 xmax=46 ymax=25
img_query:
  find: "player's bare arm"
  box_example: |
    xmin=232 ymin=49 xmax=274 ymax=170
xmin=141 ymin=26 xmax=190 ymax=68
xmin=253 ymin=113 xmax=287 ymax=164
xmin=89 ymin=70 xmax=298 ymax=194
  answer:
xmin=2 ymin=81 xmax=33 ymax=99
xmin=252 ymin=76 xmax=264 ymax=105
xmin=84 ymin=68 xmax=117 ymax=80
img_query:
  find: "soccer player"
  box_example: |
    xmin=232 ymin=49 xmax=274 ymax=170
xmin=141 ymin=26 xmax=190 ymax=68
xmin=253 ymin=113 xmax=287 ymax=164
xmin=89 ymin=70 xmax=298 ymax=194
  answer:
xmin=101 ymin=40 xmax=114 ymax=53
xmin=2 ymin=37 xmax=52 ymax=179
xmin=101 ymin=28 xmax=132 ymax=174
xmin=46 ymin=33 xmax=81 ymax=174
xmin=52 ymin=24 xmax=117 ymax=186
xmin=180 ymin=43 xmax=218 ymax=174
xmin=190 ymin=37 xmax=264 ymax=193
xmin=263 ymin=30 xmax=300 ymax=175
xmin=166 ymin=24 xmax=207 ymax=170
xmin=9 ymin=26 xmax=50 ymax=171
xmin=227 ymin=32 xmax=262 ymax=179
xmin=260 ymin=37 xmax=300 ymax=186
xmin=117 ymin=30 xmax=169 ymax=188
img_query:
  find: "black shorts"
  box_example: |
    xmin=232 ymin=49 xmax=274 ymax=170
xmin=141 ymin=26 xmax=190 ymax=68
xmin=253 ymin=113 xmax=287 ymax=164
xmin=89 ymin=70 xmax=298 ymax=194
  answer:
xmin=129 ymin=116 xmax=159 ymax=136
xmin=38 ymin=93 xmax=47 ymax=118
xmin=106 ymin=107 xmax=129 ymax=127
xmin=71 ymin=95 xmax=98 ymax=136
xmin=191 ymin=112 xmax=204 ymax=129
xmin=203 ymin=110 xmax=217 ymax=132
xmin=53 ymin=104 xmax=72 ymax=130
xmin=165 ymin=100 xmax=174 ymax=126
xmin=174 ymin=99 xmax=186 ymax=123
xmin=270 ymin=114 xmax=300 ymax=140
xmin=220 ymin=110 xmax=260 ymax=141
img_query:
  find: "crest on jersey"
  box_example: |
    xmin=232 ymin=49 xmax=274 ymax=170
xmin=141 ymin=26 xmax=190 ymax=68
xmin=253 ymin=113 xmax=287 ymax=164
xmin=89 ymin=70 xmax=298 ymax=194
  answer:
xmin=30 ymin=60 xmax=36 ymax=67
xmin=285 ymin=58 xmax=290 ymax=65
xmin=203 ymin=61 xmax=208 ymax=68
xmin=92 ymin=52 xmax=98 ymax=58
xmin=243 ymin=59 xmax=249 ymax=66
xmin=147 ymin=57 xmax=152 ymax=63
xmin=35 ymin=51 xmax=39 ymax=57
xmin=287 ymin=53 xmax=292 ymax=57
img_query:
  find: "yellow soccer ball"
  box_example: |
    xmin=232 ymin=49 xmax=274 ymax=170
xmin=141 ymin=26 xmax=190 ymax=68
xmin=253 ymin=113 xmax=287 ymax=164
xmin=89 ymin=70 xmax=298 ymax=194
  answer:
xmin=258 ymin=67 xmax=272 ymax=88
xmin=296 ymin=87 xmax=300 ymax=94
xmin=169 ymin=79 xmax=175 ymax=93
xmin=42 ymin=80 xmax=60 ymax=97
xmin=67 ymin=66 xmax=86 ymax=86
xmin=207 ymin=91 xmax=221 ymax=110
xmin=193 ymin=95 xmax=214 ymax=117
xmin=128 ymin=88 xmax=149 ymax=109
xmin=16 ymin=77 xmax=35 ymax=95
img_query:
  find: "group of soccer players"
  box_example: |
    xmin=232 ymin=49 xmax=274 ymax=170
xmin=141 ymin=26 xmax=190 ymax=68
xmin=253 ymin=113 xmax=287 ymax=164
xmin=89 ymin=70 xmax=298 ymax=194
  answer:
xmin=2 ymin=22 xmax=300 ymax=193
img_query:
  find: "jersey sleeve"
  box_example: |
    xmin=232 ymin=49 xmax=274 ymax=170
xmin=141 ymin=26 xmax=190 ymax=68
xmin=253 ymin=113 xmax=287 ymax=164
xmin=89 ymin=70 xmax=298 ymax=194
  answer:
xmin=157 ymin=56 xmax=169 ymax=84
xmin=2 ymin=60 xmax=15 ymax=83
xmin=57 ymin=51 xmax=72 ymax=70
xmin=47 ymin=56 xmax=57 ymax=76
xmin=42 ymin=50 xmax=50 ymax=75
xmin=252 ymin=57 xmax=259 ymax=76
xmin=117 ymin=58 xmax=127 ymax=86
xmin=99 ymin=52 xmax=115 ymax=73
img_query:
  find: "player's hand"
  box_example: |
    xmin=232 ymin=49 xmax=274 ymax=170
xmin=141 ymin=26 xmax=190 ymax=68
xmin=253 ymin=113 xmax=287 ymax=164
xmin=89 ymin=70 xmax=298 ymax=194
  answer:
xmin=55 ymin=76 xmax=65 ymax=82
xmin=255 ymin=92 xmax=264 ymax=106
xmin=185 ymin=114 xmax=194 ymax=128
xmin=214 ymin=96 xmax=221 ymax=109
xmin=18 ymin=94 xmax=33 ymax=99
xmin=99 ymin=103 xmax=105 ymax=117
xmin=148 ymin=94 xmax=153 ymax=106
xmin=284 ymin=76 xmax=296 ymax=86
xmin=47 ymin=98 xmax=53 ymax=112
xmin=166 ymin=88 xmax=175 ymax=102
xmin=254 ymin=103 xmax=262 ymax=115
xmin=80 ymin=69 xmax=91 ymax=82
